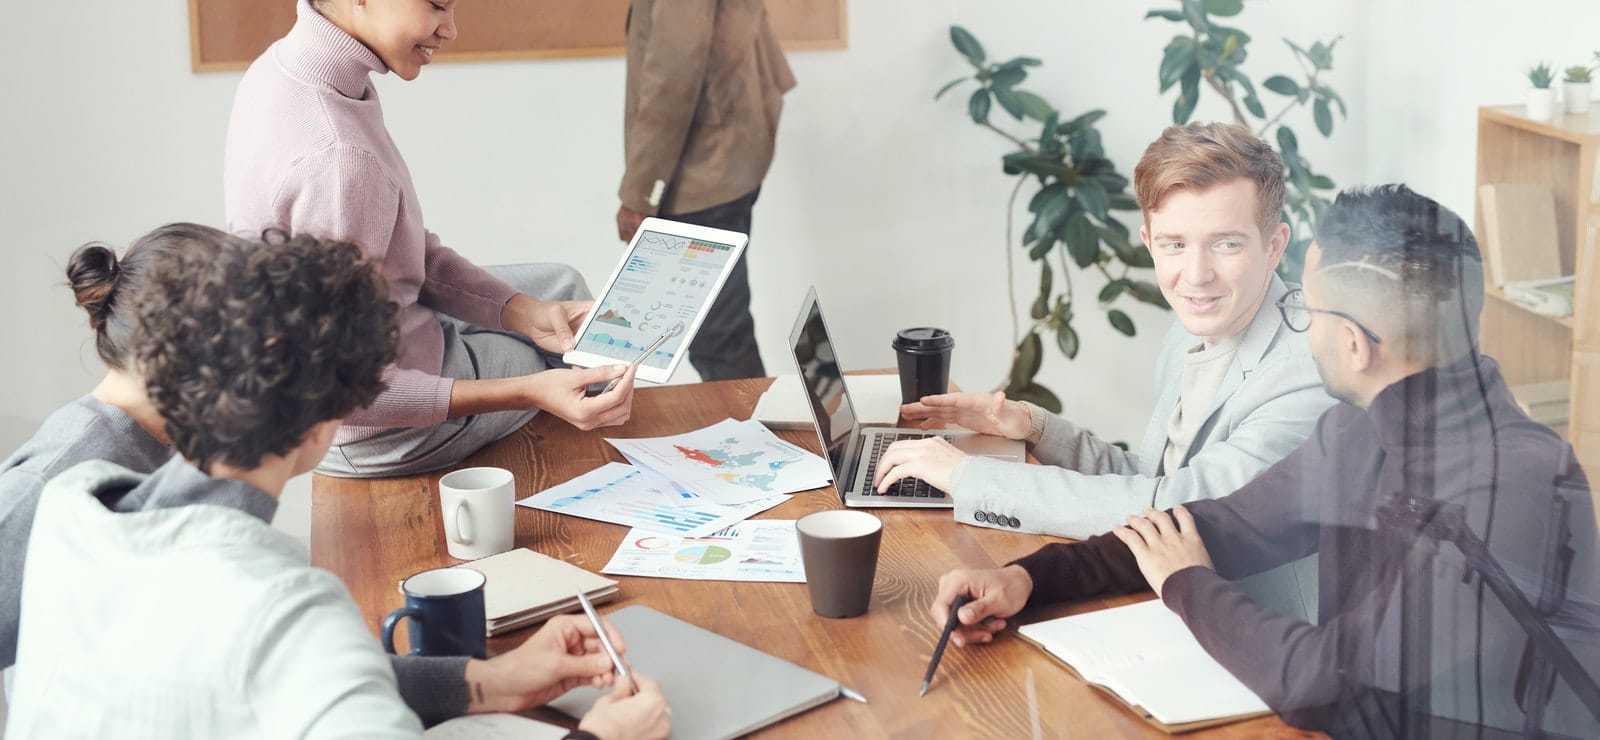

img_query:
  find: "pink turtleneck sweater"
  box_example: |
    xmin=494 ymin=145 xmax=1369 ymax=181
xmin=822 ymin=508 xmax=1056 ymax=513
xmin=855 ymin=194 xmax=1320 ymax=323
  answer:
xmin=224 ymin=0 xmax=517 ymax=445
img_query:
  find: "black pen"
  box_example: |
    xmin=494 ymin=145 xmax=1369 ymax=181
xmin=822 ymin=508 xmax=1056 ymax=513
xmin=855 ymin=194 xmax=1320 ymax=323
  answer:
xmin=920 ymin=594 xmax=971 ymax=697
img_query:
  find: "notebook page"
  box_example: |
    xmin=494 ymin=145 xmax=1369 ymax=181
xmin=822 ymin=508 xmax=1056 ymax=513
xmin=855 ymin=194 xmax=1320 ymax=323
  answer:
xmin=1018 ymin=599 xmax=1267 ymax=724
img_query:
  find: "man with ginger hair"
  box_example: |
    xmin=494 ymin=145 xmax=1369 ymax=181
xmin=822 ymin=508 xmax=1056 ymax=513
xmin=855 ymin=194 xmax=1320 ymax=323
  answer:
xmin=874 ymin=122 xmax=1333 ymax=617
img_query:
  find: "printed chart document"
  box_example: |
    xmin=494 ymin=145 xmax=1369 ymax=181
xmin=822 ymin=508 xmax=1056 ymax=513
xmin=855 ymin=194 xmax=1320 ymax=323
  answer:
xmin=518 ymin=462 xmax=788 ymax=538
xmin=601 ymin=521 xmax=805 ymax=582
xmin=425 ymin=713 xmax=568 ymax=739
xmin=606 ymin=418 xmax=831 ymax=505
xmin=1018 ymin=598 xmax=1270 ymax=732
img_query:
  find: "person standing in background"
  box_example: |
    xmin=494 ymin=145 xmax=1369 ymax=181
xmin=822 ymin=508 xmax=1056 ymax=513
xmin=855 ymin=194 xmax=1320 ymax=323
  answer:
xmin=615 ymin=0 xmax=796 ymax=381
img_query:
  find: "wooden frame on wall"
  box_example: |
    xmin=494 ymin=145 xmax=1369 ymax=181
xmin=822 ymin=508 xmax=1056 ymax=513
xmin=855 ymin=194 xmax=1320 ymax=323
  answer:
xmin=188 ymin=0 xmax=847 ymax=73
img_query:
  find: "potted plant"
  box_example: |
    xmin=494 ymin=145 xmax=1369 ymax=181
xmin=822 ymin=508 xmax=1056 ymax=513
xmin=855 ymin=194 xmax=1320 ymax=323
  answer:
xmin=1565 ymin=63 xmax=1595 ymax=114
xmin=1527 ymin=63 xmax=1556 ymax=120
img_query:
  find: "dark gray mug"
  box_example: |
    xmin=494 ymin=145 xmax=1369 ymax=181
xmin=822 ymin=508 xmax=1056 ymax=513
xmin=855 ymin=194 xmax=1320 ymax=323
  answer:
xmin=796 ymin=510 xmax=884 ymax=618
xmin=381 ymin=567 xmax=487 ymax=659
xmin=892 ymin=328 xmax=955 ymax=404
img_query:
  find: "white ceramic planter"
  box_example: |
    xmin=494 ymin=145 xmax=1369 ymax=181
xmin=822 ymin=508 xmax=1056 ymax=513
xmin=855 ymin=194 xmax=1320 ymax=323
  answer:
xmin=1528 ymin=88 xmax=1557 ymax=120
xmin=1564 ymin=81 xmax=1592 ymax=114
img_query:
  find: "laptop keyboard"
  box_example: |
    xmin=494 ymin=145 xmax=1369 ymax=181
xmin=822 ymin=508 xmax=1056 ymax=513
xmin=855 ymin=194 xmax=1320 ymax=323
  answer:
xmin=860 ymin=432 xmax=947 ymax=499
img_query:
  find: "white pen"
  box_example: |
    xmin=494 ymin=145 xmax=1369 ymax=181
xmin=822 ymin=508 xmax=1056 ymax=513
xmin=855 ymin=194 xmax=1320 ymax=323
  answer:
xmin=576 ymin=590 xmax=634 ymax=694
xmin=600 ymin=322 xmax=682 ymax=394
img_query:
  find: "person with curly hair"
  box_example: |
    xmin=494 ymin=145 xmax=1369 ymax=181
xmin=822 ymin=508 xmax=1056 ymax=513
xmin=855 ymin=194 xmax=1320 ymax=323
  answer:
xmin=3 ymin=227 xmax=670 ymax=739
xmin=225 ymin=0 xmax=639 ymax=478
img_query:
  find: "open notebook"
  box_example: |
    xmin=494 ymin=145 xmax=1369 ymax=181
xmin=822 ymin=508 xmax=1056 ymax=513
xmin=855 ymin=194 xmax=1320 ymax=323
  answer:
xmin=1018 ymin=598 xmax=1270 ymax=733
xmin=453 ymin=548 xmax=619 ymax=636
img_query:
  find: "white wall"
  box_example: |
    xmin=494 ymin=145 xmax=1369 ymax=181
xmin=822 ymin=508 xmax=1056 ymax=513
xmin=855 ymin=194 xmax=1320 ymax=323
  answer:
xmin=1 ymin=0 xmax=1368 ymax=448
xmin=1363 ymin=0 xmax=1600 ymax=221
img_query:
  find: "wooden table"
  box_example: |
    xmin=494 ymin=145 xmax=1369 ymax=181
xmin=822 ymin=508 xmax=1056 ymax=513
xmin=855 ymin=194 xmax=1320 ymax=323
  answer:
xmin=312 ymin=378 xmax=1296 ymax=738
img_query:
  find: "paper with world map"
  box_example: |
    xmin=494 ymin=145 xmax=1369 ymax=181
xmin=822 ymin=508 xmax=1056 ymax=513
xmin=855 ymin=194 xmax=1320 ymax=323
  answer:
xmin=605 ymin=418 xmax=832 ymax=505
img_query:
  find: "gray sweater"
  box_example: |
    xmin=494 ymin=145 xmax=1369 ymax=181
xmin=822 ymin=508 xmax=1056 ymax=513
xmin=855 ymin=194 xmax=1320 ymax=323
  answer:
xmin=0 ymin=396 xmax=468 ymax=725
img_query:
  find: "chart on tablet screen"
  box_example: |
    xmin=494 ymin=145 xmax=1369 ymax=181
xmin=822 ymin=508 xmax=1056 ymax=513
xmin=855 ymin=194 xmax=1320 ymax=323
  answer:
xmin=578 ymin=230 xmax=736 ymax=367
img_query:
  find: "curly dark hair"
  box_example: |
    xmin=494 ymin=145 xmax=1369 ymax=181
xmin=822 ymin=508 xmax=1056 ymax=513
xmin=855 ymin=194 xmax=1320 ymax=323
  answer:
xmin=131 ymin=229 xmax=398 ymax=470
xmin=66 ymin=223 xmax=229 ymax=370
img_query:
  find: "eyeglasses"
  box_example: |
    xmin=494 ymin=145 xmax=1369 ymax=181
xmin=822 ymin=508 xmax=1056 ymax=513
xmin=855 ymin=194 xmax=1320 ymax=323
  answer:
xmin=1276 ymin=287 xmax=1383 ymax=343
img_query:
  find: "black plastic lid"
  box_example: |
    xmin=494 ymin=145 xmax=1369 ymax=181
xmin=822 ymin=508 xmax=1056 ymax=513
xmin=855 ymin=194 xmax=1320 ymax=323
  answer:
xmin=892 ymin=327 xmax=954 ymax=353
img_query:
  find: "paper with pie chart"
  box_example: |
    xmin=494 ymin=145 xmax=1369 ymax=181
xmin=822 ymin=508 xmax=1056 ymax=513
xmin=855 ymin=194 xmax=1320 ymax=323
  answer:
xmin=516 ymin=462 xmax=788 ymax=539
xmin=605 ymin=418 xmax=832 ymax=506
xmin=601 ymin=521 xmax=806 ymax=583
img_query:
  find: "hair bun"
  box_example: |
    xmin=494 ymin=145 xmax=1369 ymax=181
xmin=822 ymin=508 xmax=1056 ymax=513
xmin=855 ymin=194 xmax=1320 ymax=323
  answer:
xmin=67 ymin=243 xmax=121 ymax=330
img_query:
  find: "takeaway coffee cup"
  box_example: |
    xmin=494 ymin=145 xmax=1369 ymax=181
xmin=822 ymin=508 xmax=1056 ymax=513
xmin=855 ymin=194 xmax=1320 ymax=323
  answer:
xmin=381 ymin=567 xmax=488 ymax=659
xmin=796 ymin=510 xmax=884 ymax=618
xmin=892 ymin=328 xmax=955 ymax=404
xmin=438 ymin=467 xmax=516 ymax=561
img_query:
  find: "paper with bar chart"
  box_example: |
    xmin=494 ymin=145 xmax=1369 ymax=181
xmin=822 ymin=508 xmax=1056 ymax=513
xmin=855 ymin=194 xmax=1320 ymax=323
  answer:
xmin=575 ymin=229 xmax=737 ymax=369
xmin=516 ymin=462 xmax=789 ymax=538
xmin=601 ymin=521 xmax=806 ymax=582
xmin=606 ymin=418 xmax=832 ymax=505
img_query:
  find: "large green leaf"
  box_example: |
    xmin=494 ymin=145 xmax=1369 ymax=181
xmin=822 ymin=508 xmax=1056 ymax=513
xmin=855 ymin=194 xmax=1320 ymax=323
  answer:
xmin=1069 ymin=128 xmax=1105 ymax=162
xmin=1028 ymin=235 xmax=1056 ymax=260
xmin=1008 ymin=382 xmax=1063 ymax=413
xmin=994 ymin=56 xmax=1042 ymax=71
xmin=1016 ymin=91 xmax=1054 ymax=121
xmin=1098 ymin=278 xmax=1130 ymax=304
xmin=1108 ymin=309 xmax=1137 ymax=337
xmin=1202 ymin=0 xmax=1244 ymax=17
xmin=1174 ymin=66 xmax=1201 ymax=124
xmin=1004 ymin=151 xmax=1073 ymax=181
xmin=1144 ymin=9 xmax=1186 ymax=22
xmin=1310 ymin=174 xmax=1336 ymax=190
xmin=1031 ymin=262 xmax=1053 ymax=319
xmin=951 ymin=26 xmax=985 ymax=66
xmin=992 ymin=86 xmax=1025 ymax=120
xmin=1263 ymin=75 xmax=1301 ymax=96
xmin=1277 ymin=125 xmax=1301 ymax=158
xmin=1309 ymin=40 xmax=1333 ymax=71
xmin=1055 ymin=324 xmax=1080 ymax=361
xmin=1063 ymin=213 xmax=1101 ymax=268
xmin=1129 ymin=281 xmax=1170 ymax=308
xmin=1028 ymin=183 xmax=1067 ymax=213
xmin=968 ymin=89 xmax=991 ymax=123
xmin=1065 ymin=109 xmax=1108 ymax=132
xmin=1035 ymin=186 xmax=1071 ymax=230
xmin=990 ymin=66 xmax=1027 ymax=89
xmin=1076 ymin=178 xmax=1110 ymax=220
xmin=1159 ymin=37 xmax=1199 ymax=92
xmin=1181 ymin=0 xmax=1209 ymax=31
xmin=1010 ymin=332 xmax=1043 ymax=389
xmin=1313 ymin=98 xmax=1333 ymax=136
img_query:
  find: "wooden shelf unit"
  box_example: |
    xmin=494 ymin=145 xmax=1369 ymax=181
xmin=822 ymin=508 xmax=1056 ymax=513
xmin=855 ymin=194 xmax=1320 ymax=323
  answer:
xmin=1474 ymin=105 xmax=1600 ymax=481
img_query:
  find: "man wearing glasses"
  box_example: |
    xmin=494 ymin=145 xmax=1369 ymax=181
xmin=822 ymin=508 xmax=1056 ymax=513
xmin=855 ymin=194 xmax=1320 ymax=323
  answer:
xmin=929 ymin=184 xmax=1598 ymax=736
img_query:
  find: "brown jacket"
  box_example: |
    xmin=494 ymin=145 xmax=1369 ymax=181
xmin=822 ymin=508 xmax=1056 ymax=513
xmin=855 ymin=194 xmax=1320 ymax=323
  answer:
xmin=620 ymin=0 xmax=796 ymax=216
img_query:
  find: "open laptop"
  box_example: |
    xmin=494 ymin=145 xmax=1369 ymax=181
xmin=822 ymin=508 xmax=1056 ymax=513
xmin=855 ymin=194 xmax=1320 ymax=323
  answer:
xmin=788 ymin=287 xmax=1024 ymax=508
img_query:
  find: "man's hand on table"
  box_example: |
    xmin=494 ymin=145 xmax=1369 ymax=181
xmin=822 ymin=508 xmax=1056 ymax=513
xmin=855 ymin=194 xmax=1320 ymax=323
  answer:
xmin=929 ymin=565 xmax=1034 ymax=647
xmin=1110 ymin=506 xmax=1215 ymax=599
xmin=464 ymin=613 xmax=626 ymax=713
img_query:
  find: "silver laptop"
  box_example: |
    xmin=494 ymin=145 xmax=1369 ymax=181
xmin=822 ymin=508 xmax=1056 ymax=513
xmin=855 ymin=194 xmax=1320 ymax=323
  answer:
xmin=788 ymin=287 xmax=1024 ymax=508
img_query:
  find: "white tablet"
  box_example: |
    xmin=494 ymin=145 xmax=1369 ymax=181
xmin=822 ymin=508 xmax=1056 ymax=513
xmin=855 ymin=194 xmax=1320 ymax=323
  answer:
xmin=563 ymin=217 xmax=749 ymax=384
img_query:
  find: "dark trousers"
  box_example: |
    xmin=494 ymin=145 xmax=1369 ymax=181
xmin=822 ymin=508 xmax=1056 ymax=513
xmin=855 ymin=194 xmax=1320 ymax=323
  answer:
xmin=664 ymin=188 xmax=766 ymax=380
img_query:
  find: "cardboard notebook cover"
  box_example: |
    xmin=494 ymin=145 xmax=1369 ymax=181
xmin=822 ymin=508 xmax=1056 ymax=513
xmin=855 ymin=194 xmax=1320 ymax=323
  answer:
xmin=1017 ymin=600 xmax=1271 ymax=734
xmin=549 ymin=605 xmax=845 ymax=739
xmin=451 ymin=548 xmax=619 ymax=636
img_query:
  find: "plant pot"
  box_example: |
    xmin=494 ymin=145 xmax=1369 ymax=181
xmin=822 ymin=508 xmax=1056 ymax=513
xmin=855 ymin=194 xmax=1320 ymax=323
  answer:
xmin=1564 ymin=81 xmax=1591 ymax=114
xmin=1527 ymin=88 xmax=1556 ymax=120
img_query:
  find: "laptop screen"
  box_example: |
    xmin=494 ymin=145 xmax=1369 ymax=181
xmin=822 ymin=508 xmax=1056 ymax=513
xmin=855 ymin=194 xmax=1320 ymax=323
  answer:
xmin=789 ymin=289 xmax=858 ymax=481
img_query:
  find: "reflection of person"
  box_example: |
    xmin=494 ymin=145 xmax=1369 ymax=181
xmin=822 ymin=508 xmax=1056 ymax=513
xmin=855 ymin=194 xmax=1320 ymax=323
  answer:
xmin=225 ymin=0 xmax=636 ymax=479
xmin=1 ymin=226 xmax=669 ymax=737
xmin=875 ymin=123 xmax=1333 ymax=544
xmin=615 ymin=0 xmax=796 ymax=381
xmin=930 ymin=185 xmax=1600 ymax=736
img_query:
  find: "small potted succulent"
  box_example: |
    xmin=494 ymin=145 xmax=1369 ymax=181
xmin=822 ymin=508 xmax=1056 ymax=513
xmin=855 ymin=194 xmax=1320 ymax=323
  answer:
xmin=1567 ymin=59 xmax=1597 ymax=114
xmin=1527 ymin=63 xmax=1556 ymax=120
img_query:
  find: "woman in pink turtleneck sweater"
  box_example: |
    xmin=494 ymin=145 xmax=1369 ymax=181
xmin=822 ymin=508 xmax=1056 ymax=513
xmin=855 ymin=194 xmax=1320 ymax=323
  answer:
xmin=224 ymin=0 xmax=640 ymax=479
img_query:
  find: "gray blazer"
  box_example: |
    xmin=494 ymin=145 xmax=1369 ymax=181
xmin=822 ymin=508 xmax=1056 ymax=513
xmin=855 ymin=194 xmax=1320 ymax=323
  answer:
xmin=956 ymin=277 xmax=1333 ymax=617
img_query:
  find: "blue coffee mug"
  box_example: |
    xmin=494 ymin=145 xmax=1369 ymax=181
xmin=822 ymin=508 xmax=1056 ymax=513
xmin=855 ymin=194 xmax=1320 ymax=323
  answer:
xmin=381 ymin=567 xmax=487 ymax=659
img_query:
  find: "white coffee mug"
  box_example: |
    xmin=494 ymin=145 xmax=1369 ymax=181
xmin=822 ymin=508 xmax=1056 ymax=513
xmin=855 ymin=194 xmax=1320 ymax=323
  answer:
xmin=438 ymin=467 xmax=516 ymax=561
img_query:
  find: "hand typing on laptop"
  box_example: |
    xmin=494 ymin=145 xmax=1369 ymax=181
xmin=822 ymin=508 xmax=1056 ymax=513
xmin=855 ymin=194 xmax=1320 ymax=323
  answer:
xmin=872 ymin=436 xmax=967 ymax=495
